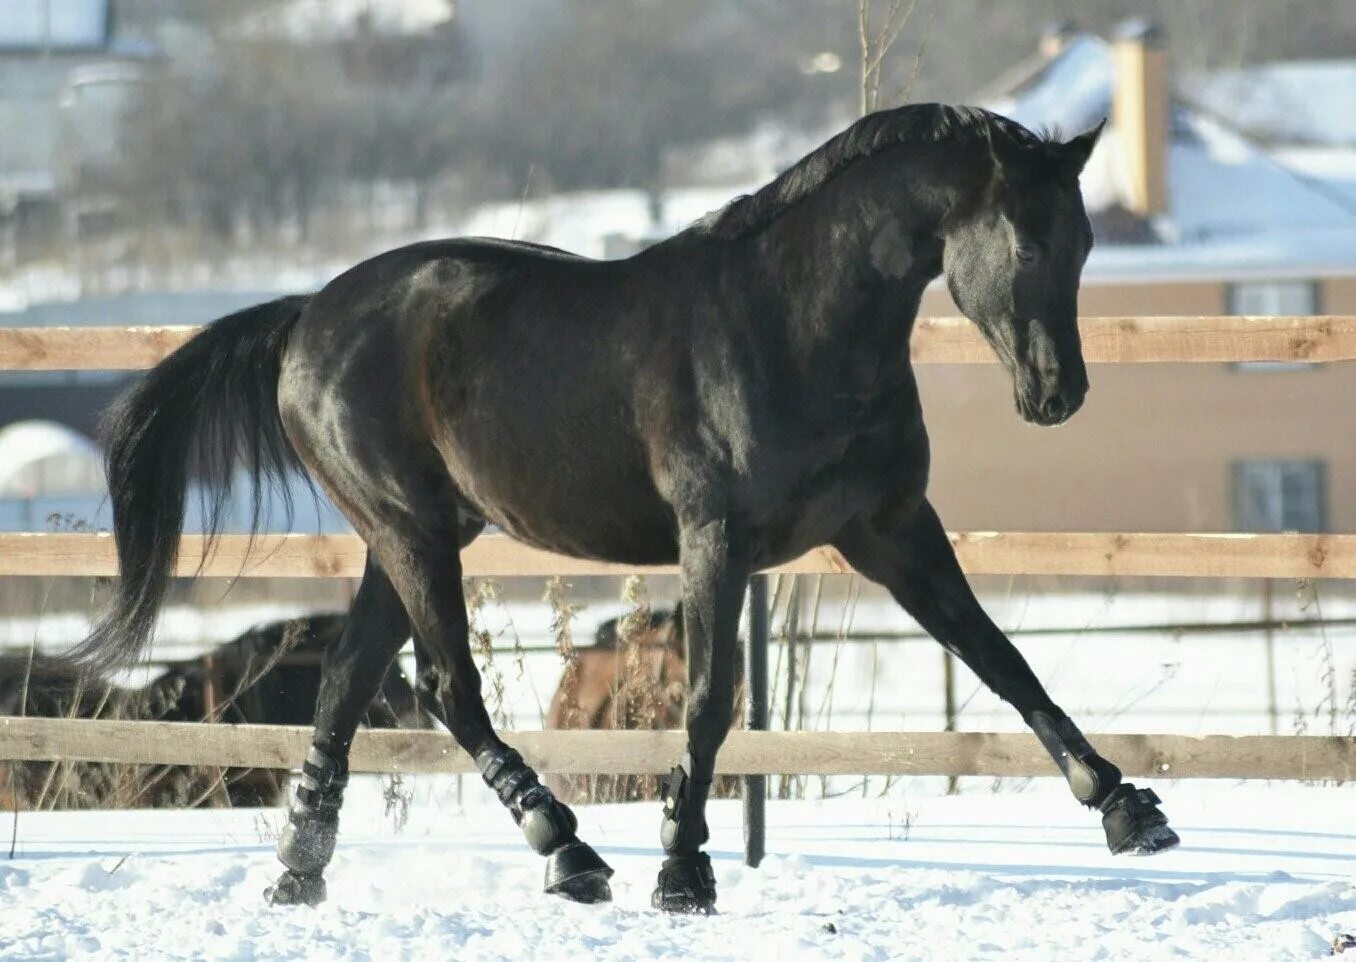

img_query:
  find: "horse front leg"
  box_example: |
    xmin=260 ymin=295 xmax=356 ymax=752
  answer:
xmin=654 ymin=518 xmax=747 ymax=914
xmin=834 ymin=499 xmax=1179 ymax=856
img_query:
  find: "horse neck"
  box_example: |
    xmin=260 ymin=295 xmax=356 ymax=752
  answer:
xmin=746 ymin=143 xmax=980 ymax=380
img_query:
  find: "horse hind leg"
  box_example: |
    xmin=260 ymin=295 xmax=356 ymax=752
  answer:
xmin=380 ymin=517 xmax=614 ymax=904
xmin=265 ymin=557 xmax=412 ymax=906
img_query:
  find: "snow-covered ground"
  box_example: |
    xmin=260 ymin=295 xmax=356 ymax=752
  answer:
xmin=3 ymin=779 xmax=1356 ymax=960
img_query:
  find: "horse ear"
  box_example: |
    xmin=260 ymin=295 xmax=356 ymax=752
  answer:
xmin=1059 ymin=119 xmax=1106 ymax=177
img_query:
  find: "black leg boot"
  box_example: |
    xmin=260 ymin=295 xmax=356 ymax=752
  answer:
xmin=653 ymin=753 xmax=717 ymax=914
xmin=265 ymin=746 xmax=347 ymax=906
xmin=477 ymin=747 xmax=613 ymax=903
xmin=1029 ymin=709 xmax=1180 ymax=855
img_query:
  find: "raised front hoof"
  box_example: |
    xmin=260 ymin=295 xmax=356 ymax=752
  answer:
xmin=544 ymin=840 xmax=614 ymax=904
xmin=264 ymin=870 xmax=327 ymax=907
xmin=652 ymin=852 xmax=717 ymax=915
xmin=1101 ymin=784 xmax=1181 ymax=856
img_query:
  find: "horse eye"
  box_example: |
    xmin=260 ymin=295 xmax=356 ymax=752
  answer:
xmin=1016 ymin=243 xmax=1039 ymax=264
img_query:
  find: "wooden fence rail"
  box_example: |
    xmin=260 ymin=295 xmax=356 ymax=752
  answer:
xmin=2 ymin=531 xmax=1352 ymax=579
xmin=3 ymin=315 xmax=1355 ymax=370
xmin=2 ymin=718 xmax=1353 ymax=781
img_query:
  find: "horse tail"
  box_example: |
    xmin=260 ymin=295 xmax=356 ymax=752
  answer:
xmin=64 ymin=295 xmax=311 ymax=677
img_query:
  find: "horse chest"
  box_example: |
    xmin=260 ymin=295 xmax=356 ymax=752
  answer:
xmin=739 ymin=412 xmax=927 ymax=564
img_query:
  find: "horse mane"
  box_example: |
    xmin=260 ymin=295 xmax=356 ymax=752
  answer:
xmin=696 ymin=103 xmax=1052 ymax=240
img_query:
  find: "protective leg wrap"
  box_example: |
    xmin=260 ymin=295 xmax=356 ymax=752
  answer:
xmin=265 ymin=746 xmax=348 ymax=906
xmin=476 ymin=747 xmax=613 ymax=903
xmin=653 ymin=752 xmax=716 ymax=913
xmin=658 ymin=752 xmax=711 ymax=854
xmin=1028 ymin=709 xmax=1122 ymax=807
xmin=1099 ymin=784 xmax=1181 ymax=856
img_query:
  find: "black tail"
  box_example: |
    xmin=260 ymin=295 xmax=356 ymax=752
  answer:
xmin=64 ymin=295 xmax=311 ymax=677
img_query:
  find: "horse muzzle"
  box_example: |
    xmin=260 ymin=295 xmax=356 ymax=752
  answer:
xmin=1016 ymin=372 xmax=1087 ymax=427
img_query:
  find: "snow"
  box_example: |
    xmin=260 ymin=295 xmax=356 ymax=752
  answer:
xmin=1085 ymin=228 xmax=1356 ymax=283
xmin=1166 ymin=112 xmax=1356 ymax=242
xmin=989 ymin=36 xmax=1112 ymax=139
xmin=3 ymin=781 xmax=1356 ymax=960
xmin=982 ymin=30 xmax=1356 ymax=276
xmin=450 ymin=185 xmax=752 ymax=261
xmin=1273 ymin=148 xmax=1356 ymax=211
xmin=1184 ymin=61 xmax=1356 ymax=148
xmin=230 ymin=0 xmax=455 ymax=42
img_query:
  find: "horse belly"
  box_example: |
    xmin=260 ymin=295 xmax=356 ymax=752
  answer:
xmin=442 ymin=434 xmax=680 ymax=565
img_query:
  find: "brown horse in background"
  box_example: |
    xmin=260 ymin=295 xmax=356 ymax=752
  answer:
xmin=545 ymin=606 xmax=742 ymax=804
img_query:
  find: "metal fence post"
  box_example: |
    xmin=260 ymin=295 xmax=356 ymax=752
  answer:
xmin=743 ymin=574 xmax=769 ymax=868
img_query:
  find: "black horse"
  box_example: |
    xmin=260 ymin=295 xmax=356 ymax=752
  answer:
xmin=3 ymin=615 xmax=428 ymax=808
xmin=68 ymin=103 xmax=1177 ymax=914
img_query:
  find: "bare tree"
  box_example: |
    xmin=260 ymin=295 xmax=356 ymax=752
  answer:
xmin=857 ymin=0 xmax=924 ymax=115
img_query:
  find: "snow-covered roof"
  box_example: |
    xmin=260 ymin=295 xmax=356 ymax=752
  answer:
xmin=983 ymin=34 xmax=1356 ymax=277
xmin=1271 ymin=147 xmax=1356 ymax=211
xmin=1166 ymin=112 xmax=1356 ymax=242
xmin=1183 ymin=61 xmax=1356 ymax=147
xmin=988 ymin=36 xmax=1112 ymax=138
xmin=0 ymin=419 xmax=104 ymax=498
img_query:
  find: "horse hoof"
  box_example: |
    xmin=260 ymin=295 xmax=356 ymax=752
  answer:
xmin=264 ymin=870 xmax=326 ymax=906
xmin=652 ymin=852 xmax=717 ymax=915
xmin=1101 ymin=784 xmax=1181 ymax=856
xmin=544 ymin=840 xmax=614 ymax=904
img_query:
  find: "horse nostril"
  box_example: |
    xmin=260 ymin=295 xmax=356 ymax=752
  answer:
xmin=1041 ymin=395 xmax=1067 ymax=422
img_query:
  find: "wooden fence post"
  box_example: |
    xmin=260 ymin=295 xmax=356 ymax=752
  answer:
xmin=744 ymin=574 xmax=770 ymax=868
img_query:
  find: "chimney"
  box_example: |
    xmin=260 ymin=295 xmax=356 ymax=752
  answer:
xmin=1039 ymin=19 xmax=1078 ymax=58
xmin=1112 ymin=19 xmax=1169 ymax=217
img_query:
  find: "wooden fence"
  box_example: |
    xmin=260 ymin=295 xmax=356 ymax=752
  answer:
xmin=1 ymin=530 xmax=1352 ymax=579
xmin=3 ymin=315 xmax=1355 ymax=369
xmin=1 ymin=315 xmax=1355 ymax=826
xmin=5 ymin=718 xmax=1355 ymax=781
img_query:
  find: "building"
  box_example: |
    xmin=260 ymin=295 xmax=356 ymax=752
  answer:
xmin=0 ymin=0 xmax=155 ymax=262
xmin=913 ymin=20 xmax=1356 ymax=537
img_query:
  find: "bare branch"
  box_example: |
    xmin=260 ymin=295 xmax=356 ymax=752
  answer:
xmin=857 ymin=0 xmax=925 ymax=116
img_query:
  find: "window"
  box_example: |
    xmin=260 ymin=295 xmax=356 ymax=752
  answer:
xmin=1232 ymin=460 xmax=1327 ymax=533
xmin=1228 ymin=280 xmax=1320 ymax=372
xmin=1228 ymin=280 xmax=1317 ymax=317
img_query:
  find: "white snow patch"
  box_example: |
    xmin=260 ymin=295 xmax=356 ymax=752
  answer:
xmin=3 ymin=783 xmax=1356 ymax=960
xmin=231 ymin=0 xmax=454 ymax=42
xmin=1184 ymin=60 xmax=1356 ymax=148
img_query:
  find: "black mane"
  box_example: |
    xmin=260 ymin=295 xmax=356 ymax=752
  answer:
xmin=697 ymin=103 xmax=1051 ymax=240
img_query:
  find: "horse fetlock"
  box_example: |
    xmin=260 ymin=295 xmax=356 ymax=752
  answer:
xmin=659 ymin=752 xmax=711 ymax=853
xmin=477 ymin=747 xmax=577 ymax=855
xmin=1028 ymin=709 xmax=1121 ymax=807
xmin=477 ymin=746 xmax=614 ymax=901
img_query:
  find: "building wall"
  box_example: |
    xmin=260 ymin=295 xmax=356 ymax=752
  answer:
xmin=914 ymin=275 xmax=1355 ymax=533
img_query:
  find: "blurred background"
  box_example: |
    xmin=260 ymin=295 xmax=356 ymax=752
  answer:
xmin=2 ymin=0 xmax=1355 ymax=808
